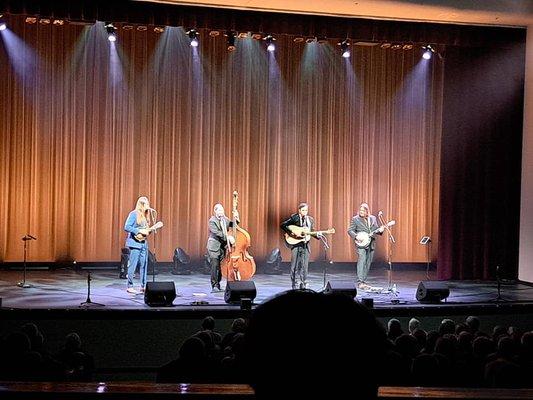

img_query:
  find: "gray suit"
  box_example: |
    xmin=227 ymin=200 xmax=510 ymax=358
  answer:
xmin=207 ymin=216 xmax=235 ymax=288
xmin=347 ymin=215 xmax=380 ymax=283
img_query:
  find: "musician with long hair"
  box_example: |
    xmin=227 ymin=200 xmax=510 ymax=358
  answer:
xmin=124 ymin=196 xmax=153 ymax=294
xmin=281 ymin=203 xmax=321 ymax=290
xmin=347 ymin=203 xmax=384 ymax=290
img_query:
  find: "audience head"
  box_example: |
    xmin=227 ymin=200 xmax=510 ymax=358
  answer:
xmin=465 ymin=316 xmax=480 ymax=333
xmin=244 ymin=290 xmax=388 ymax=398
xmin=439 ymin=319 xmax=456 ymax=336
xmin=65 ymin=333 xmax=82 ymax=353
xmin=201 ymin=316 xmax=216 ymax=331
xmin=231 ymin=318 xmax=247 ymax=333
xmin=179 ymin=336 xmax=206 ymax=361
xmin=408 ymin=318 xmax=420 ymax=334
xmin=387 ymin=318 xmax=403 ymax=341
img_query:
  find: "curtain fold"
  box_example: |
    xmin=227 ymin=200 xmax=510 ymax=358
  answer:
xmin=0 ymin=17 xmax=442 ymax=263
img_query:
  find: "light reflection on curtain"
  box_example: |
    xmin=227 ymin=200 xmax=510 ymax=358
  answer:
xmin=0 ymin=16 xmax=442 ymax=262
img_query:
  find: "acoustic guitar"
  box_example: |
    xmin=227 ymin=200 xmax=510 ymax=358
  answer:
xmin=134 ymin=221 xmax=164 ymax=242
xmin=285 ymin=225 xmax=335 ymax=245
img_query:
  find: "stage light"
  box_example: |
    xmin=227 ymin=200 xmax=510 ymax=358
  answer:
xmin=136 ymin=26 xmax=147 ymax=32
xmin=153 ymin=26 xmax=164 ymax=33
xmin=0 ymin=16 xmax=6 ymax=31
xmin=25 ymin=17 xmax=37 ymax=24
xmin=251 ymin=33 xmax=262 ymax=40
xmin=305 ymin=37 xmax=316 ymax=44
xmin=422 ymin=45 xmax=435 ymax=60
xmin=264 ymin=248 xmax=282 ymax=274
xmin=39 ymin=18 xmax=51 ymax=25
xmin=391 ymin=43 xmax=402 ymax=50
xmin=172 ymin=247 xmax=191 ymax=275
xmin=293 ymin=36 xmax=304 ymax=43
xmin=122 ymin=24 xmax=134 ymax=30
xmin=338 ymin=39 xmax=350 ymax=58
xmin=187 ymin=28 xmax=199 ymax=47
xmin=105 ymin=22 xmax=117 ymax=42
xmin=380 ymin=42 xmax=391 ymax=49
xmin=264 ymin=34 xmax=276 ymax=52
xmin=52 ymin=19 xmax=65 ymax=26
xmin=225 ymin=31 xmax=236 ymax=52
xmin=209 ymin=30 xmax=220 ymax=37
xmin=237 ymin=32 xmax=249 ymax=39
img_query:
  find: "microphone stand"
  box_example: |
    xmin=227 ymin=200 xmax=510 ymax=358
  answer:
xmin=80 ymin=271 xmax=105 ymax=307
xmin=150 ymin=208 xmax=158 ymax=283
xmin=490 ymin=265 xmax=508 ymax=303
xmin=17 ymin=235 xmax=36 ymax=288
xmin=379 ymin=214 xmax=399 ymax=298
xmin=319 ymin=235 xmax=331 ymax=291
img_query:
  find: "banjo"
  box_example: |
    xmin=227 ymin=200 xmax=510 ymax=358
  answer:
xmin=355 ymin=220 xmax=395 ymax=249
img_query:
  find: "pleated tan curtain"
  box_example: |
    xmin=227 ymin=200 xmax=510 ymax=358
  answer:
xmin=0 ymin=17 xmax=442 ymax=263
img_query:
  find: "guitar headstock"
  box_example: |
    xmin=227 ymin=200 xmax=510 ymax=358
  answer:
xmin=388 ymin=220 xmax=396 ymax=227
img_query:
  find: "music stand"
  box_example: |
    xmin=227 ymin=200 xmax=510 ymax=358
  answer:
xmin=17 ymin=235 xmax=36 ymax=288
xmin=419 ymin=236 xmax=432 ymax=280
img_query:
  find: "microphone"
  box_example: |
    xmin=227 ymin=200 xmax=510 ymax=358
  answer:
xmin=28 ymin=234 xmax=37 ymax=240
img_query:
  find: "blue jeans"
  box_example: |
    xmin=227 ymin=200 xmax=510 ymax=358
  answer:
xmin=127 ymin=245 xmax=148 ymax=288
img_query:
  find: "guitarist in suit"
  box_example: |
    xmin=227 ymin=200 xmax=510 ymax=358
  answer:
xmin=124 ymin=196 xmax=153 ymax=294
xmin=207 ymin=203 xmax=239 ymax=293
xmin=347 ymin=203 xmax=384 ymax=290
xmin=280 ymin=203 xmax=322 ymax=290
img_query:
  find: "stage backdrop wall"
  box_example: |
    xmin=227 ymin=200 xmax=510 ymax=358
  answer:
xmin=0 ymin=16 xmax=443 ymax=263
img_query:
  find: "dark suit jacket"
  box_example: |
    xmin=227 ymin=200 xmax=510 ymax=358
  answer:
xmin=280 ymin=213 xmax=316 ymax=250
xmin=347 ymin=215 xmax=380 ymax=250
xmin=207 ymin=216 xmax=236 ymax=257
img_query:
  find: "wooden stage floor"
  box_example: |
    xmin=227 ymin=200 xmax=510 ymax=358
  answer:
xmin=1 ymin=266 xmax=533 ymax=317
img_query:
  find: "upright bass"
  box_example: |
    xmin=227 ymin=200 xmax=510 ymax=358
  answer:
xmin=221 ymin=191 xmax=256 ymax=281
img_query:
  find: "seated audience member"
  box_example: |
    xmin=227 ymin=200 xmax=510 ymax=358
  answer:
xmin=243 ymin=290 xmax=388 ymax=398
xmin=387 ymin=318 xmax=404 ymax=342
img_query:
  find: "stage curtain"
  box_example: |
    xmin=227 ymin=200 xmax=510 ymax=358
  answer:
xmin=437 ymin=46 xmax=524 ymax=280
xmin=0 ymin=16 xmax=443 ymax=263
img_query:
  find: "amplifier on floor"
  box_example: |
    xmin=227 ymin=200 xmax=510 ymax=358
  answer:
xmin=224 ymin=281 xmax=257 ymax=306
xmin=416 ymin=281 xmax=450 ymax=303
xmin=144 ymin=282 xmax=176 ymax=307
xmin=323 ymin=280 xmax=357 ymax=299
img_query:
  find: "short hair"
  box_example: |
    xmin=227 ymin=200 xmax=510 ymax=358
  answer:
xmin=360 ymin=203 xmax=370 ymax=211
xmin=244 ymin=290 xmax=387 ymax=398
xmin=201 ymin=316 xmax=215 ymax=330
xmin=298 ymin=202 xmax=308 ymax=210
xmin=409 ymin=318 xmax=421 ymax=334
xmin=213 ymin=203 xmax=223 ymax=212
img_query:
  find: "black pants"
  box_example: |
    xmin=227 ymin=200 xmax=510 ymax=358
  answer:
xmin=290 ymin=245 xmax=310 ymax=289
xmin=209 ymin=253 xmax=224 ymax=288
